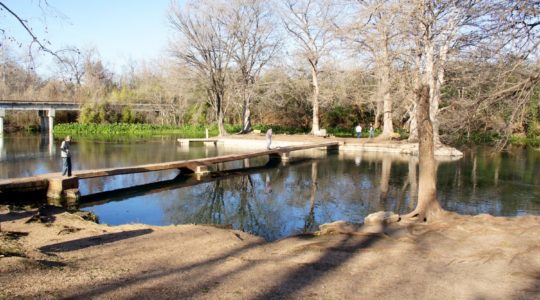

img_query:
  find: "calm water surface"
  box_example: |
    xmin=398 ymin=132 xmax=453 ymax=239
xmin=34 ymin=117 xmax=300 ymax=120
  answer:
xmin=1 ymin=134 xmax=539 ymax=240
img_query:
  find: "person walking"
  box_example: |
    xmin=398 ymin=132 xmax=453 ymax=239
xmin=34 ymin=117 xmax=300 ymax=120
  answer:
xmin=266 ymin=128 xmax=272 ymax=150
xmin=355 ymin=124 xmax=362 ymax=139
xmin=369 ymin=124 xmax=374 ymax=138
xmin=60 ymin=136 xmax=72 ymax=177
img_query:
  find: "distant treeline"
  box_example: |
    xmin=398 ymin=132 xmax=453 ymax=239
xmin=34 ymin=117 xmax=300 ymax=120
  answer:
xmin=1 ymin=0 xmax=539 ymax=148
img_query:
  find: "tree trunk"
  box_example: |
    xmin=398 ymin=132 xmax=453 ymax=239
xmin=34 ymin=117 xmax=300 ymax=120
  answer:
xmin=382 ymin=92 xmax=393 ymax=136
xmin=380 ymin=61 xmax=393 ymax=137
xmin=403 ymin=84 xmax=442 ymax=222
xmin=374 ymin=100 xmax=382 ymax=129
xmin=407 ymin=103 xmax=419 ymax=142
xmin=408 ymin=54 xmax=421 ymax=142
xmin=311 ymin=65 xmax=320 ymax=134
xmin=408 ymin=157 xmax=418 ymax=210
xmin=216 ymin=94 xmax=227 ymax=137
xmin=240 ymin=91 xmax=252 ymax=134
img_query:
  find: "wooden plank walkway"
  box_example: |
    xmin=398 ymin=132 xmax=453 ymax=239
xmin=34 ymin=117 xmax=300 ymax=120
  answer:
xmin=0 ymin=141 xmax=339 ymax=202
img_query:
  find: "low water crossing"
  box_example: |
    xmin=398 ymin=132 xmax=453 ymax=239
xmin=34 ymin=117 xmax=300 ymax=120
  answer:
xmin=1 ymin=134 xmax=539 ymax=240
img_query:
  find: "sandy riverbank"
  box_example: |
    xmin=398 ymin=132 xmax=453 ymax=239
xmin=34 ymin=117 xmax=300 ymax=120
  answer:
xmin=1 ymin=205 xmax=539 ymax=299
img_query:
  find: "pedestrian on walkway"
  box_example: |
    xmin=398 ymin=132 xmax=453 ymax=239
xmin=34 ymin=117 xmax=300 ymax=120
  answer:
xmin=266 ymin=128 xmax=272 ymax=150
xmin=60 ymin=136 xmax=72 ymax=177
xmin=355 ymin=124 xmax=362 ymax=139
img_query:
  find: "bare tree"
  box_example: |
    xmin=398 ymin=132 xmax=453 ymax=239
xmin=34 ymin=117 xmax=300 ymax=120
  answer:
xmin=169 ymin=0 xmax=235 ymax=136
xmin=230 ymin=0 xmax=279 ymax=133
xmin=402 ymin=84 xmax=442 ymax=222
xmin=0 ymin=1 xmax=65 ymax=62
xmin=56 ymin=47 xmax=85 ymax=87
xmin=279 ymin=0 xmax=339 ymax=134
xmin=405 ymin=1 xmax=485 ymax=145
xmin=346 ymin=0 xmax=404 ymax=138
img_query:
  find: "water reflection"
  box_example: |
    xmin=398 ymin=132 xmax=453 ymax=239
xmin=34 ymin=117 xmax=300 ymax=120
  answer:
xmin=2 ymin=135 xmax=539 ymax=240
xmin=0 ymin=135 xmax=5 ymax=161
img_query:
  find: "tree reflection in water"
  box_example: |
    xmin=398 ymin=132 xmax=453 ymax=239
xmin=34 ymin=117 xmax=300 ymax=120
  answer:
xmin=23 ymin=141 xmax=535 ymax=241
xmin=4 ymin=135 xmax=540 ymax=240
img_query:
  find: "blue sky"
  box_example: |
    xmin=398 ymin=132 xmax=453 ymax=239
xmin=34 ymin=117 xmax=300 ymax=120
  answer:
xmin=2 ymin=0 xmax=174 ymax=75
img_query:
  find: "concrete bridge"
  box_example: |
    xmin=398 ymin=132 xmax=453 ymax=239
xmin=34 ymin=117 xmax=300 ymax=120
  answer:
xmin=0 ymin=100 xmax=164 ymax=135
xmin=0 ymin=141 xmax=339 ymax=205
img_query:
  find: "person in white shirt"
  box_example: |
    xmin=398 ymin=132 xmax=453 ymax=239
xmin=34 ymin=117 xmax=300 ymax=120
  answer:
xmin=355 ymin=124 xmax=362 ymax=139
xmin=60 ymin=136 xmax=72 ymax=177
xmin=266 ymin=128 xmax=272 ymax=150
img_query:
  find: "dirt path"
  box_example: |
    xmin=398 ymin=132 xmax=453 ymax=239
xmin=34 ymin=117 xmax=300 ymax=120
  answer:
xmin=1 ymin=205 xmax=539 ymax=299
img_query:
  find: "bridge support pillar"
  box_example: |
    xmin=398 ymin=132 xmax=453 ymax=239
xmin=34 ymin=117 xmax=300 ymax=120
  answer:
xmin=46 ymin=176 xmax=80 ymax=205
xmin=326 ymin=144 xmax=340 ymax=154
xmin=39 ymin=110 xmax=48 ymax=132
xmin=179 ymin=164 xmax=211 ymax=178
xmin=48 ymin=109 xmax=55 ymax=134
xmin=0 ymin=109 xmax=4 ymax=135
xmin=268 ymin=152 xmax=290 ymax=164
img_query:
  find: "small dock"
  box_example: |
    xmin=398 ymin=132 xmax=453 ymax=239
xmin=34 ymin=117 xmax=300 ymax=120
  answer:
xmin=177 ymin=138 xmax=222 ymax=146
xmin=0 ymin=141 xmax=339 ymax=203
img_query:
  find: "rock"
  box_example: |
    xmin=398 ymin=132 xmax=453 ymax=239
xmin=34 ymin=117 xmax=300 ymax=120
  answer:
xmin=318 ymin=220 xmax=360 ymax=235
xmin=364 ymin=211 xmax=400 ymax=225
xmin=72 ymin=211 xmax=99 ymax=223
xmin=434 ymin=146 xmax=463 ymax=157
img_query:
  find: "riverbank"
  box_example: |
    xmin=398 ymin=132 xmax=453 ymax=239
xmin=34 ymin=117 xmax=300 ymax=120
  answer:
xmin=1 ymin=205 xmax=539 ymax=299
xmin=217 ymin=133 xmax=464 ymax=157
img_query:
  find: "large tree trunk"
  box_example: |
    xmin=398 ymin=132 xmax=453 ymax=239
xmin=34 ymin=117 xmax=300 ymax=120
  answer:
xmin=408 ymin=157 xmax=418 ymax=210
xmin=380 ymin=61 xmax=394 ymax=137
xmin=374 ymin=100 xmax=382 ymax=129
xmin=424 ymin=40 xmax=443 ymax=146
xmin=382 ymin=91 xmax=393 ymax=136
xmin=407 ymin=103 xmax=419 ymax=142
xmin=403 ymin=84 xmax=442 ymax=222
xmin=408 ymin=54 xmax=421 ymax=142
xmin=240 ymin=90 xmax=252 ymax=134
xmin=216 ymin=94 xmax=227 ymax=137
xmin=310 ymin=65 xmax=320 ymax=134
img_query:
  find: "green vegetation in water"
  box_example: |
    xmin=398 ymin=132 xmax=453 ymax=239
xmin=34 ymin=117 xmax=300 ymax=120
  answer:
xmin=53 ymin=123 xmax=313 ymax=139
xmin=53 ymin=122 xmax=415 ymax=139
xmin=448 ymin=130 xmax=540 ymax=147
xmin=54 ymin=123 xmax=243 ymax=139
xmin=509 ymin=134 xmax=540 ymax=147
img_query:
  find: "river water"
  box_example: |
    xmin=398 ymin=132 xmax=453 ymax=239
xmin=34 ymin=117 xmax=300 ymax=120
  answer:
xmin=1 ymin=134 xmax=539 ymax=240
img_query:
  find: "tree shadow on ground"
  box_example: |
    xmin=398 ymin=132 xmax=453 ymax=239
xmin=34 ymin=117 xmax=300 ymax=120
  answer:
xmin=254 ymin=229 xmax=391 ymax=299
xmin=59 ymin=221 xmax=395 ymax=299
xmin=167 ymin=230 xmax=394 ymax=300
xmin=62 ymin=239 xmax=267 ymax=299
xmin=0 ymin=209 xmax=36 ymax=223
xmin=39 ymin=229 xmax=153 ymax=253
